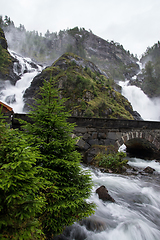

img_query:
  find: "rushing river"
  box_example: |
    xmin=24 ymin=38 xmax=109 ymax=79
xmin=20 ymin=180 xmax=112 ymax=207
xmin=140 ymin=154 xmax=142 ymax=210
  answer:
xmin=1 ymin=52 xmax=160 ymax=239
xmin=62 ymin=159 xmax=160 ymax=240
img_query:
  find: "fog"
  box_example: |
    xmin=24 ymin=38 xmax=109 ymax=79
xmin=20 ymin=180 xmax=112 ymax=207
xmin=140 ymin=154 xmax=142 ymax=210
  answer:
xmin=1 ymin=0 xmax=160 ymax=57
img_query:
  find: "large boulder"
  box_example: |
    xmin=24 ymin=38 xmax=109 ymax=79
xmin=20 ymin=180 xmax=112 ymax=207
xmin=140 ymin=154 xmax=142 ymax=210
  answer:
xmin=80 ymin=217 xmax=107 ymax=232
xmin=143 ymin=166 xmax=155 ymax=174
xmin=96 ymin=185 xmax=115 ymax=202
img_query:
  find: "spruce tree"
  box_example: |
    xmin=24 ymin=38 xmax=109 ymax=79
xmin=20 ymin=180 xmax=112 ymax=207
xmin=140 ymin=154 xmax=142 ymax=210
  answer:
xmin=23 ymin=78 xmax=95 ymax=238
xmin=0 ymin=111 xmax=46 ymax=239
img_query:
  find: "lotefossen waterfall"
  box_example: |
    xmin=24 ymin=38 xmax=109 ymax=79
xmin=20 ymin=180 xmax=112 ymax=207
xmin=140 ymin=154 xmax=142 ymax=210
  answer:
xmin=0 ymin=50 xmax=43 ymax=113
xmin=1 ymin=52 xmax=160 ymax=240
xmin=119 ymin=80 xmax=160 ymax=121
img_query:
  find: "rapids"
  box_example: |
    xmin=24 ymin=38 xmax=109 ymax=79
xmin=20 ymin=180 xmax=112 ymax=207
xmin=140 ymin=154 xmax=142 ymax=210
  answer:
xmin=62 ymin=161 xmax=160 ymax=240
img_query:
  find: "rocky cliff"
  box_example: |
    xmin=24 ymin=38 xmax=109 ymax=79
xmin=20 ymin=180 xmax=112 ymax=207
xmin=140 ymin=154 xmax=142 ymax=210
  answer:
xmin=0 ymin=28 xmax=19 ymax=85
xmin=23 ymin=52 xmax=141 ymax=120
xmin=130 ymin=42 xmax=160 ymax=98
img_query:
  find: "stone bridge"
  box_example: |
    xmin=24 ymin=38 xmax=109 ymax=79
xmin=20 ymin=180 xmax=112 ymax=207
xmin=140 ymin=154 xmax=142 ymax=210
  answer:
xmin=12 ymin=114 xmax=160 ymax=160
xmin=67 ymin=117 xmax=160 ymax=160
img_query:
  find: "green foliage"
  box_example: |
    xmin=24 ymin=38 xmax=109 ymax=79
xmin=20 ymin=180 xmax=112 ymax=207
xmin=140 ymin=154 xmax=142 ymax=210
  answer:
xmin=0 ymin=111 xmax=46 ymax=239
xmin=22 ymin=77 xmax=95 ymax=237
xmin=141 ymin=60 xmax=160 ymax=97
xmin=35 ymin=53 xmax=134 ymax=119
xmin=95 ymin=151 xmax=128 ymax=173
xmin=140 ymin=42 xmax=160 ymax=97
xmin=0 ymin=34 xmax=12 ymax=75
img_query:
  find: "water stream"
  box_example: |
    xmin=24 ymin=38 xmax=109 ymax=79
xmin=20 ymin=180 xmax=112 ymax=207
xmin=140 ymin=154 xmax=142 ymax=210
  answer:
xmin=0 ymin=50 xmax=42 ymax=113
xmin=63 ymin=160 xmax=160 ymax=240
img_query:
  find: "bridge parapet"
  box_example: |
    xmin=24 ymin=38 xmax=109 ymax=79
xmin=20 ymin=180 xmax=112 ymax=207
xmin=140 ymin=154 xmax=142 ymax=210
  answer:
xmin=68 ymin=117 xmax=160 ymax=130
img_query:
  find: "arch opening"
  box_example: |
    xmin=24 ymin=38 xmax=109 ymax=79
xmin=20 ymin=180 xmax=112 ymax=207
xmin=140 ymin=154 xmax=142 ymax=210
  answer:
xmin=125 ymin=138 xmax=157 ymax=159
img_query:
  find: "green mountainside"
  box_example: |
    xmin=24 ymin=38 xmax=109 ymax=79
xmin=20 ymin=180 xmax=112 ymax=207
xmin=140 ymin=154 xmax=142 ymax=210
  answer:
xmin=23 ymin=52 xmax=141 ymax=120
xmin=0 ymin=27 xmax=19 ymax=84
xmin=0 ymin=27 xmax=13 ymax=78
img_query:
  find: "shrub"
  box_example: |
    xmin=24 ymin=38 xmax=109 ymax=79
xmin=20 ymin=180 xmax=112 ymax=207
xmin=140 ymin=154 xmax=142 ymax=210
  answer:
xmin=95 ymin=151 xmax=128 ymax=173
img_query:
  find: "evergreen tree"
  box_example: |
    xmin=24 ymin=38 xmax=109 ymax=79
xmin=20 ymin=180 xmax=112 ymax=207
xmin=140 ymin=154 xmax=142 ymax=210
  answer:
xmin=0 ymin=111 xmax=46 ymax=239
xmin=22 ymin=78 xmax=95 ymax=238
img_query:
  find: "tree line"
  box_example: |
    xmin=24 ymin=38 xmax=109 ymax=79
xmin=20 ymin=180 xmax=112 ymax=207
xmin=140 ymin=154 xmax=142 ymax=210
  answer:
xmin=140 ymin=42 xmax=160 ymax=97
xmin=0 ymin=15 xmax=88 ymax=64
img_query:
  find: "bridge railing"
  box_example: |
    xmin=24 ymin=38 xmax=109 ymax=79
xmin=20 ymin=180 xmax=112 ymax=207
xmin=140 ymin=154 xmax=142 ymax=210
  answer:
xmin=11 ymin=114 xmax=160 ymax=130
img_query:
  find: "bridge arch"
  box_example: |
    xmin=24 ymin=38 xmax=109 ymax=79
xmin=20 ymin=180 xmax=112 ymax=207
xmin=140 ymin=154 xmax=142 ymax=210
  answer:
xmin=116 ymin=131 xmax=160 ymax=158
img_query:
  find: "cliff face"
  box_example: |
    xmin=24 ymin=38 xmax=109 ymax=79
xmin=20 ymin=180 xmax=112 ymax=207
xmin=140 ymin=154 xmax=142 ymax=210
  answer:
xmin=0 ymin=28 xmax=19 ymax=84
xmin=23 ymin=52 xmax=141 ymax=120
xmin=130 ymin=42 xmax=160 ymax=98
xmin=76 ymin=29 xmax=139 ymax=80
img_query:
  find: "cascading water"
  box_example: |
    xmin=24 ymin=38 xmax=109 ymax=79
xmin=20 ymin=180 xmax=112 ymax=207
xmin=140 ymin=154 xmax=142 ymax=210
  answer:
xmin=62 ymin=162 xmax=160 ymax=240
xmin=1 ymin=51 xmax=160 ymax=239
xmin=119 ymin=76 xmax=160 ymax=121
xmin=0 ymin=50 xmax=43 ymax=113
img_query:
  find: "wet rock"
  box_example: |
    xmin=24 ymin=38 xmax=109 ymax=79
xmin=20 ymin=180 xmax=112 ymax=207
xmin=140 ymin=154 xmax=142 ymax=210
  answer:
xmin=84 ymin=146 xmax=99 ymax=164
xmin=80 ymin=217 xmax=107 ymax=232
xmin=143 ymin=166 xmax=155 ymax=174
xmin=0 ymin=28 xmax=8 ymax=49
xmin=96 ymin=185 xmax=115 ymax=202
xmin=52 ymin=224 xmax=87 ymax=240
xmin=5 ymin=94 xmax=16 ymax=104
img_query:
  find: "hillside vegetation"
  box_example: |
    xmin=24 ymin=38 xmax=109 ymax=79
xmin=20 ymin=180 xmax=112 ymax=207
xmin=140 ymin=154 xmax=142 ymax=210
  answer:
xmin=0 ymin=27 xmax=12 ymax=76
xmin=0 ymin=27 xmax=19 ymax=84
xmin=23 ymin=52 xmax=139 ymax=120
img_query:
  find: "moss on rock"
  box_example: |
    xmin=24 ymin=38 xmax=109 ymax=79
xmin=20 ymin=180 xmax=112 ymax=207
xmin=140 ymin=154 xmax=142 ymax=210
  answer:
xmin=23 ymin=52 xmax=136 ymax=119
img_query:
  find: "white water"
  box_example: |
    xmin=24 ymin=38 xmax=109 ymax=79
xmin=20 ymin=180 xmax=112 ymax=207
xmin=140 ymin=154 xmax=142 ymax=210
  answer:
xmin=66 ymin=163 xmax=160 ymax=240
xmin=128 ymin=158 xmax=160 ymax=173
xmin=119 ymin=80 xmax=160 ymax=121
xmin=0 ymin=50 xmax=42 ymax=113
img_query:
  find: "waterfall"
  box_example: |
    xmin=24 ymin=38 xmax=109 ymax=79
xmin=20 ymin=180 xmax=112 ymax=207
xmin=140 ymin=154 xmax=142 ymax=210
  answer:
xmin=119 ymin=77 xmax=160 ymax=121
xmin=0 ymin=50 xmax=43 ymax=113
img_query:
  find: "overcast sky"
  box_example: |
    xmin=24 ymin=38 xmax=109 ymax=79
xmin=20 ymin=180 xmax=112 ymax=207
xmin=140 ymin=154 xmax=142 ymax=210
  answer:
xmin=1 ymin=0 xmax=160 ymax=57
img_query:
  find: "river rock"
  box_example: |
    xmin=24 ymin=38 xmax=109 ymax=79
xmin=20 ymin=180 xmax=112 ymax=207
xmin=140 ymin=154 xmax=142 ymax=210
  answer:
xmin=143 ymin=166 xmax=155 ymax=174
xmin=52 ymin=224 xmax=87 ymax=240
xmin=80 ymin=217 xmax=107 ymax=232
xmin=5 ymin=94 xmax=16 ymax=104
xmin=96 ymin=185 xmax=115 ymax=202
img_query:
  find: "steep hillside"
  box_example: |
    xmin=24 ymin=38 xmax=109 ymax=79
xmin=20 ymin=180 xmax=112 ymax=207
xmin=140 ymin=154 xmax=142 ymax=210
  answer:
xmin=0 ymin=27 xmax=19 ymax=84
xmin=23 ymin=52 xmax=141 ymax=120
xmin=132 ymin=42 xmax=160 ymax=98
xmin=0 ymin=16 xmax=139 ymax=81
